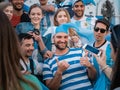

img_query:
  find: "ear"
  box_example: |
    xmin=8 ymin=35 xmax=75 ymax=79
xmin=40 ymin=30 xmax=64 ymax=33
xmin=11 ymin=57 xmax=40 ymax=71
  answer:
xmin=106 ymin=30 xmax=110 ymax=35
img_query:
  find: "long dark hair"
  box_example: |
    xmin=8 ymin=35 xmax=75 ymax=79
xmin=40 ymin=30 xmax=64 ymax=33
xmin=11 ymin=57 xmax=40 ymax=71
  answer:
xmin=110 ymin=24 xmax=120 ymax=90
xmin=0 ymin=10 xmax=39 ymax=90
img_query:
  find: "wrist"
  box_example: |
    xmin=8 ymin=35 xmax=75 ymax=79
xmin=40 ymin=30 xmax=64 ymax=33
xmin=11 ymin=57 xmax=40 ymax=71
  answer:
xmin=41 ymin=48 xmax=48 ymax=55
xmin=56 ymin=70 xmax=62 ymax=75
xmin=55 ymin=70 xmax=62 ymax=77
xmin=101 ymin=65 xmax=109 ymax=71
xmin=87 ymin=64 xmax=93 ymax=69
xmin=37 ymin=36 xmax=42 ymax=42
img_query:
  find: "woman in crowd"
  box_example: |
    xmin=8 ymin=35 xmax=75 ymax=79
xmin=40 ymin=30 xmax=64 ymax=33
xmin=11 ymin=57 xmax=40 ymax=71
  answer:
xmin=94 ymin=24 xmax=120 ymax=90
xmin=0 ymin=10 xmax=42 ymax=90
xmin=0 ymin=1 xmax=13 ymax=20
xmin=16 ymin=4 xmax=52 ymax=75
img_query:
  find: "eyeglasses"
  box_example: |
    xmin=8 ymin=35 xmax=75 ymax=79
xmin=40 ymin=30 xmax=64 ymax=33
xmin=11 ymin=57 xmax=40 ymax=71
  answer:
xmin=94 ymin=27 xmax=107 ymax=33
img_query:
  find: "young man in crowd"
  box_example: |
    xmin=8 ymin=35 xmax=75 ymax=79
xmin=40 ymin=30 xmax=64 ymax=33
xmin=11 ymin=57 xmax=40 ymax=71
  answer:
xmin=92 ymin=18 xmax=113 ymax=90
xmin=10 ymin=0 xmax=30 ymax=27
xmin=71 ymin=0 xmax=97 ymax=45
xmin=43 ymin=23 xmax=96 ymax=90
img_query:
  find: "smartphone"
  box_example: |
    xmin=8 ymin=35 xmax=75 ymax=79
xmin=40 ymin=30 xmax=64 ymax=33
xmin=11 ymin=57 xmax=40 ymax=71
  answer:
xmin=82 ymin=44 xmax=101 ymax=56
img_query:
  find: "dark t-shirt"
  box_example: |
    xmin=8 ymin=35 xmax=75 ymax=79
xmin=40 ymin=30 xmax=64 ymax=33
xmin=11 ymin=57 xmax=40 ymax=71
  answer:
xmin=11 ymin=12 xmax=30 ymax=27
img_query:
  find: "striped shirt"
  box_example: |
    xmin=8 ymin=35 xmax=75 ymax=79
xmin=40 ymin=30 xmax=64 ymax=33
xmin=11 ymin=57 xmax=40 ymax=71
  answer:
xmin=43 ymin=48 xmax=93 ymax=90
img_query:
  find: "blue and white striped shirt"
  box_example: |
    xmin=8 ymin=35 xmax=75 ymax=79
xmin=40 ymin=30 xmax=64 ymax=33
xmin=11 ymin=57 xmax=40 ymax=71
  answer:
xmin=43 ymin=48 xmax=93 ymax=90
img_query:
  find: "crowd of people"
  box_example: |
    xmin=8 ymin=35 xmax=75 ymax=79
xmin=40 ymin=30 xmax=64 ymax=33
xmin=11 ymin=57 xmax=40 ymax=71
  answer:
xmin=0 ymin=0 xmax=120 ymax=90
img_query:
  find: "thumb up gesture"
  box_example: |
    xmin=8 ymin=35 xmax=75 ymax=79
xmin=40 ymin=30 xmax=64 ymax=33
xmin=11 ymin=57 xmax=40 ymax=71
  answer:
xmin=55 ymin=58 xmax=70 ymax=73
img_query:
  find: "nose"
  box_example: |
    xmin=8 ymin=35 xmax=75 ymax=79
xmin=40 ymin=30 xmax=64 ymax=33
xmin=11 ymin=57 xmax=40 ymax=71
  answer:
xmin=30 ymin=45 xmax=34 ymax=50
xmin=61 ymin=16 xmax=65 ymax=20
xmin=60 ymin=37 xmax=67 ymax=42
xmin=97 ymin=29 xmax=101 ymax=33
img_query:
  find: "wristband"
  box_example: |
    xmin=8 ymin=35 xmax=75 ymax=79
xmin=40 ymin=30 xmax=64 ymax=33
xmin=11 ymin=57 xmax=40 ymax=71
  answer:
xmin=41 ymin=48 xmax=48 ymax=55
xmin=101 ymin=65 xmax=109 ymax=71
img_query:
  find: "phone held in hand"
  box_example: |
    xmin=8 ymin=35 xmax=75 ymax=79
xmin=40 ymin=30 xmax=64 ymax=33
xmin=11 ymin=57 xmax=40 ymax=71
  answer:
xmin=82 ymin=44 xmax=101 ymax=56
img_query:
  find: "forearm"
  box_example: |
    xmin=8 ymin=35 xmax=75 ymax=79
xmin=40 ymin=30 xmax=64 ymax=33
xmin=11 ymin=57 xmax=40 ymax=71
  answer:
xmin=101 ymin=65 xmax=112 ymax=80
xmin=46 ymin=70 xmax=62 ymax=90
xmin=87 ymin=65 xmax=97 ymax=80
xmin=37 ymin=36 xmax=46 ymax=51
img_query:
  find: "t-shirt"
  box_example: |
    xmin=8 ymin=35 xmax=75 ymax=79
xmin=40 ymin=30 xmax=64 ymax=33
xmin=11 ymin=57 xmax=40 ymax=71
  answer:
xmin=43 ymin=48 xmax=93 ymax=90
xmin=21 ymin=74 xmax=49 ymax=90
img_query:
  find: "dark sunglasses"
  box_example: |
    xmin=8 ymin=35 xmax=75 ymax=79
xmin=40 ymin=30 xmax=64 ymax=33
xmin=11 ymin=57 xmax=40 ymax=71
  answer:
xmin=94 ymin=27 xmax=107 ymax=33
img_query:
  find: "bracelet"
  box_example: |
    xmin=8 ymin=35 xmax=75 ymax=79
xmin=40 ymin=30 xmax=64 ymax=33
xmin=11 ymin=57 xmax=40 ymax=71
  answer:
xmin=101 ymin=65 xmax=109 ymax=71
xmin=41 ymin=47 xmax=48 ymax=55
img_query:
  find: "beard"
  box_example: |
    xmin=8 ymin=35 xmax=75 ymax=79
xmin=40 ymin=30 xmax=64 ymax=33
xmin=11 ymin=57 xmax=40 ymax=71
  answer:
xmin=13 ymin=4 xmax=23 ymax=11
xmin=74 ymin=12 xmax=84 ymax=18
xmin=55 ymin=42 xmax=68 ymax=50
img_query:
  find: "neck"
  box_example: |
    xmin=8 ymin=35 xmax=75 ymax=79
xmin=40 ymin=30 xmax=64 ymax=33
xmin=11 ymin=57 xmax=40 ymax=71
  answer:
xmin=22 ymin=56 xmax=29 ymax=63
xmin=95 ymin=39 xmax=106 ymax=47
xmin=73 ymin=15 xmax=83 ymax=20
xmin=13 ymin=9 xmax=23 ymax=16
xmin=55 ymin=48 xmax=69 ymax=55
xmin=31 ymin=22 xmax=40 ymax=29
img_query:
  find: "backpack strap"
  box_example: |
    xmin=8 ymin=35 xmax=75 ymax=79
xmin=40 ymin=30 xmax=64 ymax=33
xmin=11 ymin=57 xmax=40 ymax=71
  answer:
xmin=29 ymin=58 xmax=34 ymax=75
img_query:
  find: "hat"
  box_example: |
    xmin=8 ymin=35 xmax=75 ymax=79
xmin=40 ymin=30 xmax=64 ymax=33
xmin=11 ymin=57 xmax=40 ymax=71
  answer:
xmin=55 ymin=23 xmax=79 ymax=35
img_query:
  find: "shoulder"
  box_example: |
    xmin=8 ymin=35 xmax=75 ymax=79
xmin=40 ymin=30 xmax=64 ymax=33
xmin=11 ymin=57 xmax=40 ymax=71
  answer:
xmin=23 ymin=74 xmax=49 ymax=90
xmin=17 ymin=22 xmax=32 ymax=26
xmin=20 ymin=74 xmax=42 ymax=90
xmin=70 ymin=47 xmax=82 ymax=51
xmin=16 ymin=22 xmax=33 ymax=29
xmin=16 ymin=22 xmax=34 ymax=33
xmin=44 ymin=54 xmax=56 ymax=64
xmin=23 ymin=74 xmax=40 ymax=83
xmin=69 ymin=48 xmax=83 ymax=54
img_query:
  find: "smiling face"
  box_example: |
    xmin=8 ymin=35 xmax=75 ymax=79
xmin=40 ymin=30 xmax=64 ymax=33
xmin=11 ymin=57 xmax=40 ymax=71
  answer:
xmin=56 ymin=11 xmax=69 ymax=25
xmin=72 ymin=1 xmax=85 ymax=19
xmin=11 ymin=0 xmax=24 ymax=11
xmin=3 ymin=5 xmax=13 ymax=20
xmin=54 ymin=8 xmax=70 ymax=26
xmin=20 ymin=38 xmax=34 ymax=58
xmin=53 ymin=32 xmax=68 ymax=50
xmin=29 ymin=7 xmax=43 ymax=26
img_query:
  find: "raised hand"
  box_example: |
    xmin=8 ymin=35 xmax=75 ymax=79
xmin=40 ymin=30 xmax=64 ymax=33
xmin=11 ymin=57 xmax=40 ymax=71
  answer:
xmin=80 ymin=52 xmax=92 ymax=68
xmin=55 ymin=58 xmax=70 ymax=73
xmin=93 ymin=50 xmax=106 ymax=67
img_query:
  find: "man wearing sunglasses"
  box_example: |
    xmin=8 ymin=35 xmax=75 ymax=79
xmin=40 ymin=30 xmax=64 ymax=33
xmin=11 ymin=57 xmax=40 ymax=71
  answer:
xmin=92 ymin=18 xmax=113 ymax=90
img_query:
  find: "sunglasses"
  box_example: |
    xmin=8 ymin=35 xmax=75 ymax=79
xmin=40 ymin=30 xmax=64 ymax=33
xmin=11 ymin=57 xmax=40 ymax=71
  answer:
xmin=94 ymin=27 xmax=107 ymax=33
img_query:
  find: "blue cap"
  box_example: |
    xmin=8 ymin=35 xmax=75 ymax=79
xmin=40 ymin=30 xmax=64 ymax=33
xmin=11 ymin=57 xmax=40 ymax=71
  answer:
xmin=55 ymin=23 xmax=79 ymax=35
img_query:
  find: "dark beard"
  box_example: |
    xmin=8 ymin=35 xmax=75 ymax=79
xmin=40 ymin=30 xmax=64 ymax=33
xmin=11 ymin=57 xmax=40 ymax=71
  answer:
xmin=55 ymin=44 xmax=68 ymax=50
xmin=74 ymin=13 xmax=83 ymax=18
xmin=13 ymin=5 xmax=23 ymax=11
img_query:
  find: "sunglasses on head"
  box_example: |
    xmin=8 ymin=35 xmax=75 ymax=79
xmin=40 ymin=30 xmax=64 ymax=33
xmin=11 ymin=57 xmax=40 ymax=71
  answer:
xmin=94 ymin=27 xmax=106 ymax=33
